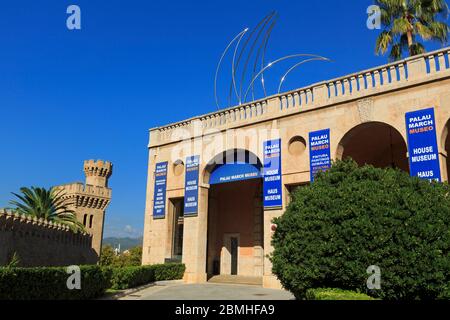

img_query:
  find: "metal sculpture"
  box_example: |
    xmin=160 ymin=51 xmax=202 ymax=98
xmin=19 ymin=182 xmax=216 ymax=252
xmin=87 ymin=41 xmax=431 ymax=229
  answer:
xmin=214 ymin=12 xmax=331 ymax=110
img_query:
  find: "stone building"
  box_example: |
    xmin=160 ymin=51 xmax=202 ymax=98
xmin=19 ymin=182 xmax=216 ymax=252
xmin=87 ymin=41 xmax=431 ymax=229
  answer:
xmin=56 ymin=160 xmax=113 ymax=255
xmin=142 ymin=47 xmax=450 ymax=288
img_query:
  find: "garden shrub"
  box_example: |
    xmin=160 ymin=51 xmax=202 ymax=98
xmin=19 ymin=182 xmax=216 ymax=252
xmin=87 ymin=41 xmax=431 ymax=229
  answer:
xmin=153 ymin=263 xmax=186 ymax=281
xmin=109 ymin=266 xmax=155 ymax=290
xmin=305 ymin=288 xmax=376 ymax=300
xmin=0 ymin=263 xmax=185 ymax=299
xmin=0 ymin=265 xmax=111 ymax=300
xmin=271 ymin=159 xmax=450 ymax=300
xmin=109 ymin=263 xmax=185 ymax=290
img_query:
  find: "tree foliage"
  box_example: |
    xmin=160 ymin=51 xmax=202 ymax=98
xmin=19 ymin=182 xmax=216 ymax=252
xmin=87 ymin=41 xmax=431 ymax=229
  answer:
xmin=271 ymin=159 xmax=450 ymax=300
xmin=100 ymin=245 xmax=142 ymax=267
xmin=374 ymin=0 xmax=450 ymax=60
xmin=9 ymin=186 xmax=85 ymax=233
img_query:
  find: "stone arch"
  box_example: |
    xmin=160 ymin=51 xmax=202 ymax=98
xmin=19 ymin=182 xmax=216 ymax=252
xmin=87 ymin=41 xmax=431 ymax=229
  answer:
xmin=202 ymin=149 xmax=263 ymax=185
xmin=204 ymin=148 xmax=264 ymax=278
xmin=337 ymin=121 xmax=409 ymax=172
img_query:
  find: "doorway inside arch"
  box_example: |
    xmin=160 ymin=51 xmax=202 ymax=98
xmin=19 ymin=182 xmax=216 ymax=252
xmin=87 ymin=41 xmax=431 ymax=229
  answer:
xmin=338 ymin=122 xmax=409 ymax=172
xmin=205 ymin=150 xmax=264 ymax=282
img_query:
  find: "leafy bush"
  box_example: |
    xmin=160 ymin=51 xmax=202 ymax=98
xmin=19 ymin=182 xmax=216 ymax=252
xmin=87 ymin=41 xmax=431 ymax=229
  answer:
xmin=153 ymin=263 xmax=186 ymax=281
xmin=109 ymin=266 xmax=155 ymax=290
xmin=271 ymin=159 xmax=450 ymax=300
xmin=0 ymin=265 xmax=111 ymax=300
xmin=109 ymin=263 xmax=185 ymax=290
xmin=100 ymin=246 xmax=142 ymax=267
xmin=0 ymin=263 xmax=185 ymax=299
xmin=306 ymin=288 xmax=376 ymax=300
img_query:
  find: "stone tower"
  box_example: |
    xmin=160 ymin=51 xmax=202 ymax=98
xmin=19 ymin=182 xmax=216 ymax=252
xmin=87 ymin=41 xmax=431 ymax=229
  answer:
xmin=56 ymin=160 xmax=112 ymax=256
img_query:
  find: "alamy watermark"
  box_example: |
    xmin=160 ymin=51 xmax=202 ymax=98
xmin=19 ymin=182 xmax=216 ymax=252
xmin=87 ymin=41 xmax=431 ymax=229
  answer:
xmin=66 ymin=265 xmax=81 ymax=290
xmin=367 ymin=5 xmax=381 ymax=30
xmin=67 ymin=5 xmax=81 ymax=30
xmin=366 ymin=265 xmax=381 ymax=290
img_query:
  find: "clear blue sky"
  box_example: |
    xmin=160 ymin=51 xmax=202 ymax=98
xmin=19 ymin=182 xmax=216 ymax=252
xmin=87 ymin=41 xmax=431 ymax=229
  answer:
xmin=0 ymin=0 xmax=446 ymax=238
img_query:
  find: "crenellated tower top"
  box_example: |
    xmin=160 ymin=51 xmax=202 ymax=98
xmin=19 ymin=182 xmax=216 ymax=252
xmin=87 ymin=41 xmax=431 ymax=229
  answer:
xmin=83 ymin=159 xmax=113 ymax=187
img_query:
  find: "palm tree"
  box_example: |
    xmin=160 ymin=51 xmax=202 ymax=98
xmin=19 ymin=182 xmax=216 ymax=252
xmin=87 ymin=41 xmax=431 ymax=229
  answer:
xmin=9 ymin=187 xmax=85 ymax=233
xmin=375 ymin=0 xmax=450 ymax=61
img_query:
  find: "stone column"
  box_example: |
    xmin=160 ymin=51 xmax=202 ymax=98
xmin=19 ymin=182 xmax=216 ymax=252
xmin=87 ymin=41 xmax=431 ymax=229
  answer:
xmin=182 ymin=185 xmax=209 ymax=283
xmin=439 ymin=150 xmax=448 ymax=182
xmin=262 ymin=207 xmax=283 ymax=289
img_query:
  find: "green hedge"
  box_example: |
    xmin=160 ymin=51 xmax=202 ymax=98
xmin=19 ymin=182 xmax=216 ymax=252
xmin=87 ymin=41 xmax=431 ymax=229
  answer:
xmin=110 ymin=263 xmax=186 ymax=290
xmin=306 ymin=288 xmax=376 ymax=300
xmin=271 ymin=160 xmax=450 ymax=300
xmin=0 ymin=263 xmax=185 ymax=299
xmin=0 ymin=265 xmax=111 ymax=300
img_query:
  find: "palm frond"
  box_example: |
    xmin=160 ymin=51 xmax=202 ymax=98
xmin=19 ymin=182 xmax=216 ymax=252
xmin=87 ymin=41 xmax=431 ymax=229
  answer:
xmin=376 ymin=31 xmax=394 ymax=54
xmin=9 ymin=186 xmax=86 ymax=233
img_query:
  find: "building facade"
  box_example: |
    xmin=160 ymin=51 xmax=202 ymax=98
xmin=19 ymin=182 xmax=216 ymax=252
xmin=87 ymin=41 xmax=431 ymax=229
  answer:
xmin=142 ymin=48 xmax=450 ymax=288
xmin=56 ymin=160 xmax=112 ymax=255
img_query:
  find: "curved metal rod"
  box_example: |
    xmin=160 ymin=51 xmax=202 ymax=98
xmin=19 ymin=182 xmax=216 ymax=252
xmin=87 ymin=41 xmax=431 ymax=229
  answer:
xmin=230 ymin=28 xmax=249 ymax=106
xmin=214 ymin=28 xmax=248 ymax=110
xmin=228 ymin=14 xmax=272 ymax=107
xmin=277 ymin=57 xmax=331 ymax=94
xmin=238 ymin=12 xmax=275 ymax=102
xmin=243 ymin=54 xmax=329 ymax=102
xmin=261 ymin=13 xmax=278 ymax=97
xmin=251 ymin=15 xmax=277 ymax=101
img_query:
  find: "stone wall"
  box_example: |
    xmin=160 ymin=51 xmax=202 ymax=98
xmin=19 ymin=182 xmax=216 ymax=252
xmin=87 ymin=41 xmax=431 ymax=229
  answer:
xmin=0 ymin=209 xmax=98 ymax=267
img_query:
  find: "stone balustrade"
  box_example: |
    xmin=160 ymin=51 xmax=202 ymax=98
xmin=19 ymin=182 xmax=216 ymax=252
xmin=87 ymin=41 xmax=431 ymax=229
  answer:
xmin=150 ymin=47 xmax=450 ymax=146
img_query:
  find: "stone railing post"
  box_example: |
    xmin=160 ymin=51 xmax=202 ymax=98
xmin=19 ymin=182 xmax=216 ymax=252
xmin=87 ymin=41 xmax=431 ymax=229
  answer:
xmin=313 ymin=84 xmax=327 ymax=106
xmin=407 ymin=56 xmax=427 ymax=81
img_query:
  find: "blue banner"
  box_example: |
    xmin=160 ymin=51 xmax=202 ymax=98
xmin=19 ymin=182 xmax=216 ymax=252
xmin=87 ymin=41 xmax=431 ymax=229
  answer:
xmin=309 ymin=129 xmax=331 ymax=182
xmin=263 ymin=139 xmax=283 ymax=209
xmin=405 ymin=107 xmax=441 ymax=182
xmin=153 ymin=162 xmax=168 ymax=219
xmin=184 ymin=155 xmax=200 ymax=215
xmin=209 ymin=163 xmax=261 ymax=185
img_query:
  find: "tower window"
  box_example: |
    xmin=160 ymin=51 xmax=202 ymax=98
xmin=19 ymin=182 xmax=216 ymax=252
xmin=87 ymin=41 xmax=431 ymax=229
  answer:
xmin=89 ymin=215 xmax=94 ymax=228
xmin=83 ymin=214 xmax=88 ymax=226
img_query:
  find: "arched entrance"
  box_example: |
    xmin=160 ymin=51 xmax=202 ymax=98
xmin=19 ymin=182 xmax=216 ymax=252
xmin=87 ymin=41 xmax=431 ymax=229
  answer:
xmin=205 ymin=149 xmax=264 ymax=281
xmin=337 ymin=122 xmax=409 ymax=172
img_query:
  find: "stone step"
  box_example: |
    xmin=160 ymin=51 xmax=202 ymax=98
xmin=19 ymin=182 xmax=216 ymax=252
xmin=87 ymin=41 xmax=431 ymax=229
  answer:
xmin=208 ymin=275 xmax=263 ymax=286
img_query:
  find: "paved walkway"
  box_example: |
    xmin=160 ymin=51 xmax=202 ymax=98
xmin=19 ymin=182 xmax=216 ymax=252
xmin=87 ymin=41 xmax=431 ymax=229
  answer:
xmin=113 ymin=281 xmax=294 ymax=300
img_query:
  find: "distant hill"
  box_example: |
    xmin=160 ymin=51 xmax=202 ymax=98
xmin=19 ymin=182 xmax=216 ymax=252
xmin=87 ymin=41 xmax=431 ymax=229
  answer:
xmin=103 ymin=236 xmax=143 ymax=251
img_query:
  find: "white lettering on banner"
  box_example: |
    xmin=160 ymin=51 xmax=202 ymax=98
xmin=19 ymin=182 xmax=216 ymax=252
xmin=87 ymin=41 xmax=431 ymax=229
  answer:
xmin=409 ymin=115 xmax=432 ymax=123
xmin=185 ymin=202 xmax=197 ymax=208
xmin=412 ymin=146 xmax=434 ymax=155
xmin=311 ymin=139 xmax=329 ymax=147
xmin=264 ymin=143 xmax=280 ymax=155
xmin=265 ymin=195 xmax=281 ymax=201
xmin=411 ymin=154 xmax=437 ymax=163
xmin=418 ymin=171 xmax=434 ymax=178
